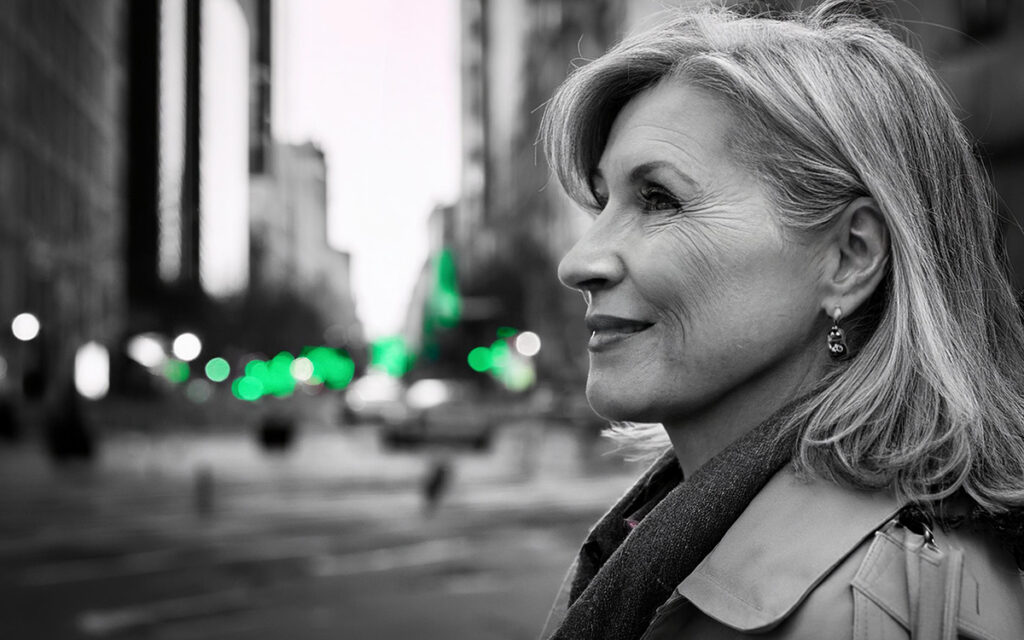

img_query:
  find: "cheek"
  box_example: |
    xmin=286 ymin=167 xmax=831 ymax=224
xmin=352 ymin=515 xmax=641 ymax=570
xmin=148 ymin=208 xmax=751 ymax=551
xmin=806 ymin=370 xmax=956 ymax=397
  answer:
xmin=633 ymin=224 xmax=742 ymax=330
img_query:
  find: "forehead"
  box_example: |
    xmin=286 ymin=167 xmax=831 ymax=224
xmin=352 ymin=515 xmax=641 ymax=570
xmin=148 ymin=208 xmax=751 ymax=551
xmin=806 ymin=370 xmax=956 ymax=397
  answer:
xmin=598 ymin=80 xmax=737 ymax=180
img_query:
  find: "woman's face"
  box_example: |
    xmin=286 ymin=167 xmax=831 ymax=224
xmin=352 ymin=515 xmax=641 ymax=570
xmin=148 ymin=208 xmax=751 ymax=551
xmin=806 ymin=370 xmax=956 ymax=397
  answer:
xmin=557 ymin=81 xmax=828 ymax=424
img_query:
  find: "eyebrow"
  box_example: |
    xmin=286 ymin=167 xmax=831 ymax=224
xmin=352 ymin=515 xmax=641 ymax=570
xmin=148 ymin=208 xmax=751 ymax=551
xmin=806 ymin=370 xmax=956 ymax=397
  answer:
xmin=630 ymin=161 xmax=700 ymax=190
xmin=590 ymin=160 xmax=700 ymax=191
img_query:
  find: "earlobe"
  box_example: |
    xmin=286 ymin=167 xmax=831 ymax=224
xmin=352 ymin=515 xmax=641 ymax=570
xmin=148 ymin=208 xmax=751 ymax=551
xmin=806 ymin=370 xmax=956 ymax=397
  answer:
xmin=825 ymin=197 xmax=890 ymax=317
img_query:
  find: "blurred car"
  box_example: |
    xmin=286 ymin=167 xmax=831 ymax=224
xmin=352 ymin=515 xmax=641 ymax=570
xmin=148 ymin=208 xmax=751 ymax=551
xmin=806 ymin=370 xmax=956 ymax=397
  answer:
xmin=340 ymin=373 xmax=409 ymax=426
xmin=380 ymin=378 xmax=495 ymax=450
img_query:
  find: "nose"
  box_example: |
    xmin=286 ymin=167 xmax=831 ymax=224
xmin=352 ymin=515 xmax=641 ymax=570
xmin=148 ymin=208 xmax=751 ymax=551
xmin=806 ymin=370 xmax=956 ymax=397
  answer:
xmin=557 ymin=214 xmax=626 ymax=296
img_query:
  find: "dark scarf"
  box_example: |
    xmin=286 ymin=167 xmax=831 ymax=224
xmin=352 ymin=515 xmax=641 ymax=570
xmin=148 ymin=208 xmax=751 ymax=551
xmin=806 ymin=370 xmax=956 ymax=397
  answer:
xmin=544 ymin=408 xmax=798 ymax=640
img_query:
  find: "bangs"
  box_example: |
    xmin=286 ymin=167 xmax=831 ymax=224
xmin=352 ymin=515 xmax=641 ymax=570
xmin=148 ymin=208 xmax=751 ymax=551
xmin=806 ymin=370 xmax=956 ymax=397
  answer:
xmin=540 ymin=24 xmax=689 ymax=210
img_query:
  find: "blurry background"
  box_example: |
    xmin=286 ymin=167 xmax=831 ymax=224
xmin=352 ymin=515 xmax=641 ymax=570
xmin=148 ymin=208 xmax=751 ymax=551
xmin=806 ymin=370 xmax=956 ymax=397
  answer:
xmin=0 ymin=0 xmax=1022 ymax=638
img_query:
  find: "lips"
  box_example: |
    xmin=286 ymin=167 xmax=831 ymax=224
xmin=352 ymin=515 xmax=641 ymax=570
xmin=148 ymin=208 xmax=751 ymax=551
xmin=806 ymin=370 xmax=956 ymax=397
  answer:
xmin=585 ymin=314 xmax=654 ymax=350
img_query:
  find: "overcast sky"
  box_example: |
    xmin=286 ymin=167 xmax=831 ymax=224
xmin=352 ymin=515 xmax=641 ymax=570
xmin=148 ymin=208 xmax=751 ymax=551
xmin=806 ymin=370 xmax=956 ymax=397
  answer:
xmin=274 ymin=0 xmax=462 ymax=340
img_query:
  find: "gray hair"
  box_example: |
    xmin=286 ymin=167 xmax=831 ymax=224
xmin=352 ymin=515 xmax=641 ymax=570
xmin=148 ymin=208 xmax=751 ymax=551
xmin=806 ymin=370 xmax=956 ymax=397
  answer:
xmin=541 ymin=1 xmax=1024 ymax=512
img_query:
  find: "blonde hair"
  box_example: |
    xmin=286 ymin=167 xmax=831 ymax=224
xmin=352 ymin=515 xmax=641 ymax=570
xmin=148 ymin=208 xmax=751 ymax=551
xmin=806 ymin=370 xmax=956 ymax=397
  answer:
xmin=541 ymin=1 xmax=1024 ymax=512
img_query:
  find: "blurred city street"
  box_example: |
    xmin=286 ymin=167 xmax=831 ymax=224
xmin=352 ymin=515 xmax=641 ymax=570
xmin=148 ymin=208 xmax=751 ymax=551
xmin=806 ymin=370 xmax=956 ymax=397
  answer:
xmin=0 ymin=403 xmax=642 ymax=640
xmin=3 ymin=0 xmax=1019 ymax=638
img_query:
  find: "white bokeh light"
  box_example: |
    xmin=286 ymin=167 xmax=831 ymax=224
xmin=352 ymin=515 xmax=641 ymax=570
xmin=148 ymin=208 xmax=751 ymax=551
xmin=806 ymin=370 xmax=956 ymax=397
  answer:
xmin=185 ymin=378 xmax=214 ymax=403
xmin=514 ymin=331 xmax=542 ymax=357
xmin=172 ymin=332 xmax=203 ymax=362
xmin=75 ymin=341 xmax=110 ymax=400
xmin=11 ymin=313 xmax=40 ymax=342
xmin=289 ymin=356 xmax=314 ymax=382
xmin=126 ymin=334 xmax=167 ymax=368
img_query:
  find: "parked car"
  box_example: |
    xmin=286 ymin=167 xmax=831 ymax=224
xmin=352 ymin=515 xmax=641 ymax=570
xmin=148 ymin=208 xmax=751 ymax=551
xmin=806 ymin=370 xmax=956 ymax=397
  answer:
xmin=340 ymin=373 xmax=409 ymax=427
xmin=380 ymin=378 xmax=495 ymax=451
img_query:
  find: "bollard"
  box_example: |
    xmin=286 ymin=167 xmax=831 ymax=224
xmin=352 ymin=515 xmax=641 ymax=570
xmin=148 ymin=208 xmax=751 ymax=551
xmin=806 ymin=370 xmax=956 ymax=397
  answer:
xmin=257 ymin=414 xmax=297 ymax=453
xmin=194 ymin=464 xmax=214 ymax=519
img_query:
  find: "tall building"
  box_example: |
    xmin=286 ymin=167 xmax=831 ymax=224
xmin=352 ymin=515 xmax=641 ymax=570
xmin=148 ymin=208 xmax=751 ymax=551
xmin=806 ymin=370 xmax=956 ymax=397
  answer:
xmin=128 ymin=0 xmax=251 ymax=328
xmin=0 ymin=1 xmax=129 ymax=400
xmin=239 ymin=0 xmax=274 ymax=175
xmin=199 ymin=0 xmax=251 ymax=298
xmin=249 ymin=142 xmax=363 ymax=351
xmin=0 ymin=0 xmax=365 ymax=406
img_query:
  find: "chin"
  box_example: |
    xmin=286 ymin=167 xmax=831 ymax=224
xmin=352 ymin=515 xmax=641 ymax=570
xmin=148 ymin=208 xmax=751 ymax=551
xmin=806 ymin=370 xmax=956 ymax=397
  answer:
xmin=585 ymin=381 xmax=662 ymax=423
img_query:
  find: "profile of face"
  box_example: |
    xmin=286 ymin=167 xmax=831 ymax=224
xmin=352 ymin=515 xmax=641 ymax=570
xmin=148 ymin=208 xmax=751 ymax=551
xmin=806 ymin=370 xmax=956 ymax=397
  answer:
xmin=557 ymin=81 xmax=830 ymax=424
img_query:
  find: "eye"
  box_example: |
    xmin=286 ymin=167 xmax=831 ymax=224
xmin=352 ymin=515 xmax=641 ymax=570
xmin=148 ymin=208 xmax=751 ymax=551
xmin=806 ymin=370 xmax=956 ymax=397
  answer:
xmin=638 ymin=184 xmax=681 ymax=212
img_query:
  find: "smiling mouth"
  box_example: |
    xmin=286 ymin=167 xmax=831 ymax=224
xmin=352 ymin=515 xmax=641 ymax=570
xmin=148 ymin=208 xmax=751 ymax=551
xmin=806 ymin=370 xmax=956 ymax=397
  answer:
xmin=585 ymin=315 xmax=655 ymax=351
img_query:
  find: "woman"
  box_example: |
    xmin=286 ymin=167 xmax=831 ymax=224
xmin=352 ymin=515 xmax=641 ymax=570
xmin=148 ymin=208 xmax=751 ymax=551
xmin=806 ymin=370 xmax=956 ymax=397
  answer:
xmin=538 ymin=2 xmax=1024 ymax=639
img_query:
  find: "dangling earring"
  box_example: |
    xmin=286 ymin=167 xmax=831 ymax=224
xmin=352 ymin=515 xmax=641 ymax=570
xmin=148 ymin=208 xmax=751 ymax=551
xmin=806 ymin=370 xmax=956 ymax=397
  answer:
xmin=827 ymin=306 xmax=849 ymax=360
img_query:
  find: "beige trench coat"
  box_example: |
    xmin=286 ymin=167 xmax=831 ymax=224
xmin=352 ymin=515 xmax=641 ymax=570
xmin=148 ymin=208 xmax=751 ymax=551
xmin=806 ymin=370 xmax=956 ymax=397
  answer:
xmin=542 ymin=467 xmax=1024 ymax=639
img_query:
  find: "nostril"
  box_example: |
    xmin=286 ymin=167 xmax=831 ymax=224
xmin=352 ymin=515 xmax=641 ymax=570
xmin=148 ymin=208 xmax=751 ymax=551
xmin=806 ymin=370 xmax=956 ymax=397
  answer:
xmin=578 ymin=278 xmax=607 ymax=293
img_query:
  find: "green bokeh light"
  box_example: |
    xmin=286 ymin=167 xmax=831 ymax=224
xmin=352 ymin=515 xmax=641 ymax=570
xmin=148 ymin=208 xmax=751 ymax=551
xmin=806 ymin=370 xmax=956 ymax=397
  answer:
xmin=245 ymin=359 xmax=267 ymax=378
xmin=236 ymin=353 xmax=297 ymax=398
xmin=232 ymin=375 xmax=264 ymax=401
xmin=428 ymin=249 xmax=461 ymax=328
xmin=490 ymin=339 xmax=511 ymax=370
xmin=164 ymin=359 xmax=190 ymax=384
xmin=265 ymin=352 xmax=296 ymax=397
xmin=304 ymin=346 xmax=356 ymax=389
xmin=503 ymin=358 xmax=536 ymax=391
xmin=369 ymin=337 xmax=411 ymax=378
xmin=229 ymin=347 xmax=355 ymax=401
xmin=205 ymin=357 xmax=230 ymax=382
xmin=467 ymin=346 xmax=492 ymax=372
xmin=496 ymin=326 xmax=517 ymax=338
xmin=465 ymin=336 xmax=536 ymax=391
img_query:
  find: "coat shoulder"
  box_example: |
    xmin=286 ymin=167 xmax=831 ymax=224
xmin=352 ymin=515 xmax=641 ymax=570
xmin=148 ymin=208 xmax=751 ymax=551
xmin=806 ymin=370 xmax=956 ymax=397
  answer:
xmin=648 ymin=467 xmax=1024 ymax=639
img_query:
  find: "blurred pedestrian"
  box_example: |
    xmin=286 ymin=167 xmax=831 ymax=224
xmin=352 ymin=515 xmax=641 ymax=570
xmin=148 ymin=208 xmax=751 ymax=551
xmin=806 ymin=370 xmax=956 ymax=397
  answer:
xmin=538 ymin=3 xmax=1024 ymax=638
xmin=421 ymin=455 xmax=452 ymax=517
xmin=0 ymin=396 xmax=20 ymax=443
xmin=44 ymin=380 xmax=94 ymax=464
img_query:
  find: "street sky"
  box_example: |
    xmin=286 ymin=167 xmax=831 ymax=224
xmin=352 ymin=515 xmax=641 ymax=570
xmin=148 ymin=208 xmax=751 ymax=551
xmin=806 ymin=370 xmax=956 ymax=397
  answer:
xmin=274 ymin=0 xmax=462 ymax=340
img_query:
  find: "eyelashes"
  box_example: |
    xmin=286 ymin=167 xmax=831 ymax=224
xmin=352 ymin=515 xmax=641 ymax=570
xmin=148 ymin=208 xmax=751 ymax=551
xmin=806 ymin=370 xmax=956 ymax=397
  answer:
xmin=637 ymin=184 xmax=682 ymax=212
xmin=587 ymin=182 xmax=684 ymax=215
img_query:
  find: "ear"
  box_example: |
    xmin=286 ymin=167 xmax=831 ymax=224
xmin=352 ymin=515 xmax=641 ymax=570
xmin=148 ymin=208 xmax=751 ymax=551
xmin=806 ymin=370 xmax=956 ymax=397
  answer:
xmin=822 ymin=197 xmax=889 ymax=317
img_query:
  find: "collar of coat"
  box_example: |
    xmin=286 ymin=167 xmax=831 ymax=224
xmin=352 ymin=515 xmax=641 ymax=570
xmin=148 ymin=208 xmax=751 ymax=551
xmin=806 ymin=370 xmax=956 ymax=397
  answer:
xmin=675 ymin=465 xmax=900 ymax=631
xmin=675 ymin=466 xmax=1024 ymax=638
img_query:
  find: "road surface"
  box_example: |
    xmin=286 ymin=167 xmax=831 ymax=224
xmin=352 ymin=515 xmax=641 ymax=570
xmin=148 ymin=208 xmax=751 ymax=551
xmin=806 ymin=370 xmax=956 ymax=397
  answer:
xmin=0 ymin=420 xmax=644 ymax=639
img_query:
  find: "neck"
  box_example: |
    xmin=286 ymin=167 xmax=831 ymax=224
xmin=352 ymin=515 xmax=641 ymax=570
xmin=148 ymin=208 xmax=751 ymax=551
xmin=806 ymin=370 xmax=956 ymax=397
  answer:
xmin=663 ymin=351 xmax=824 ymax=478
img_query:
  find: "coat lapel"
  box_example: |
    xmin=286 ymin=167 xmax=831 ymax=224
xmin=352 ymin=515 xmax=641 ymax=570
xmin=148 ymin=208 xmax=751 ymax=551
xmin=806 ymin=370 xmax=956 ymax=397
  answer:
xmin=677 ymin=466 xmax=901 ymax=632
